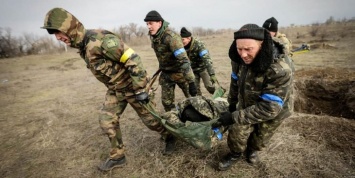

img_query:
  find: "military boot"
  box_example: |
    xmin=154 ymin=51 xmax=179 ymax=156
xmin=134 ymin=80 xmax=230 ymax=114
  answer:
xmin=218 ymin=151 xmax=242 ymax=171
xmin=163 ymin=135 xmax=176 ymax=155
xmin=246 ymin=149 xmax=260 ymax=165
xmin=98 ymin=156 xmax=126 ymax=171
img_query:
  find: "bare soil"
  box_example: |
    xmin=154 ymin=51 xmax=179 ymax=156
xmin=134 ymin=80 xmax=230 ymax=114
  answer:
xmin=0 ymin=23 xmax=354 ymax=178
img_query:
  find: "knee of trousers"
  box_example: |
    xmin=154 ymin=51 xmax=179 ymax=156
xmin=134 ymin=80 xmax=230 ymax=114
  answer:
xmin=98 ymin=112 xmax=119 ymax=138
xmin=227 ymin=125 xmax=253 ymax=152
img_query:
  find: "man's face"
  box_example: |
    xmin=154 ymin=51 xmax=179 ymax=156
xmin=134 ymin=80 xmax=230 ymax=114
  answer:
xmin=54 ymin=31 xmax=71 ymax=46
xmin=181 ymin=37 xmax=191 ymax=46
xmin=236 ymin=39 xmax=262 ymax=64
xmin=146 ymin=21 xmax=162 ymax=35
xmin=270 ymin=31 xmax=276 ymax=37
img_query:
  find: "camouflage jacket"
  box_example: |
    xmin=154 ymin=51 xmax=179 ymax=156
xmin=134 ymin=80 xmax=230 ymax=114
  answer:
xmin=185 ymin=37 xmax=215 ymax=75
xmin=228 ymin=40 xmax=294 ymax=125
xmin=273 ymin=32 xmax=292 ymax=56
xmin=150 ymin=21 xmax=194 ymax=82
xmin=42 ymin=8 xmax=148 ymax=95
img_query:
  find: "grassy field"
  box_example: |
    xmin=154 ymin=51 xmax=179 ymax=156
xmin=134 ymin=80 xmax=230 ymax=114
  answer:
xmin=0 ymin=22 xmax=354 ymax=178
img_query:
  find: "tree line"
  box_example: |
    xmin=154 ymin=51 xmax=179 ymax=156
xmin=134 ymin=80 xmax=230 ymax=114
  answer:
xmin=0 ymin=23 xmax=226 ymax=59
xmin=1 ymin=16 xmax=354 ymax=59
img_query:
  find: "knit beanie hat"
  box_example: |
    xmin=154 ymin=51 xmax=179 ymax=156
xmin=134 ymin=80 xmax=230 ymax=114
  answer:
xmin=262 ymin=17 xmax=278 ymax=32
xmin=234 ymin=24 xmax=265 ymax=41
xmin=180 ymin=27 xmax=192 ymax=37
xmin=144 ymin=10 xmax=164 ymax=22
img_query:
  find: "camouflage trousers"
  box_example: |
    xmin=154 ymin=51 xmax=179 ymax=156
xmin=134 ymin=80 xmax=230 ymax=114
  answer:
xmin=194 ymin=69 xmax=215 ymax=95
xmin=227 ymin=116 xmax=286 ymax=152
xmin=159 ymin=72 xmax=191 ymax=112
xmin=99 ymin=89 xmax=168 ymax=160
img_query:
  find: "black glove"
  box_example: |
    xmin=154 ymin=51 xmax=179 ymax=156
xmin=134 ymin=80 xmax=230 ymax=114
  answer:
xmin=188 ymin=82 xmax=197 ymax=97
xmin=229 ymin=103 xmax=237 ymax=112
xmin=135 ymin=92 xmax=149 ymax=104
xmin=215 ymin=111 xmax=235 ymax=127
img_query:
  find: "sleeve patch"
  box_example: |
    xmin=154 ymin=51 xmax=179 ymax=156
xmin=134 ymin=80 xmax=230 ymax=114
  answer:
xmin=106 ymin=39 xmax=118 ymax=48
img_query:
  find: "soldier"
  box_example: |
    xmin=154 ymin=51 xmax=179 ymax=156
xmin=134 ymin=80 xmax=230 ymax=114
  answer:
xmin=143 ymin=10 xmax=197 ymax=113
xmin=212 ymin=24 xmax=294 ymax=171
xmin=180 ymin=27 xmax=218 ymax=96
xmin=41 ymin=8 xmax=174 ymax=171
xmin=262 ymin=17 xmax=293 ymax=56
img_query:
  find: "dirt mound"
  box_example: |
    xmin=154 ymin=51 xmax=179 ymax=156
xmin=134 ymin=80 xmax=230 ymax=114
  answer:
xmin=294 ymin=68 xmax=355 ymax=119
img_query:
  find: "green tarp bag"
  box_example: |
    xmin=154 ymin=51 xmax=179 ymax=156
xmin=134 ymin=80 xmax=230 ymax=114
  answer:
xmin=143 ymin=95 xmax=228 ymax=151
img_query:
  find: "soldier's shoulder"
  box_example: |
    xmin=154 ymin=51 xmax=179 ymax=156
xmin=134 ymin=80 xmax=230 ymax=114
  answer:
xmin=268 ymin=58 xmax=292 ymax=77
xmin=164 ymin=28 xmax=179 ymax=37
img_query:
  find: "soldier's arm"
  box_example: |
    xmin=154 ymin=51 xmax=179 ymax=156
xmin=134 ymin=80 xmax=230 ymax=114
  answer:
xmin=123 ymin=54 xmax=148 ymax=93
xmin=231 ymin=62 xmax=292 ymax=125
xmin=227 ymin=61 xmax=239 ymax=105
xmin=100 ymin=34 xmax=148 ymax=92
xmin=166 ymin=34 xmax=195 ymax=82
xmin=198 ymin=41 xmax=215 ymax=75
xmin=85 ymin=40 xmax=115 ymax=89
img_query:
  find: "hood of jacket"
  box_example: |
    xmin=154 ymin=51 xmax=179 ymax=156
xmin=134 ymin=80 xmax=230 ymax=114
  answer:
xmin=41 ymin=7 xmax=85 ymax=48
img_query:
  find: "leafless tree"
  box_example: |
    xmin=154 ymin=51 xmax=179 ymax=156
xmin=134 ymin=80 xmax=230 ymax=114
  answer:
xmin=0 ymin=27 xmax=20 ymax=58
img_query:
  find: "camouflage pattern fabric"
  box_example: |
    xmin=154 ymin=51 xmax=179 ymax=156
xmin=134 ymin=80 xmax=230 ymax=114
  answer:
xmin=273 ymin=32 xmax=293 ymax=56
xmin=100 ymin=90 xmax=167 ymax=159
xmin=159 ymin=96 xmax=229 ymax=150
xmin=185 ymin=37 xmax=215 ymax=75
xmin=42 ymin=8 xmax=85 ymax=48
xmin=227 ymin=113 xmax=285 ymax=151
xmin=194 ymin=69 xmax=215 ymax=95
xmin=159 ymin=72 xmax=190 ymax=111
xmin=42 ymin=8 xmax=168 ymax=160
xmin=149 ymin=21 xmax=195 ymax=111
xmin=227 ymin=53 xmax=294 ymax=153
xmin=186 ymin=37 xmax=216 ymax=95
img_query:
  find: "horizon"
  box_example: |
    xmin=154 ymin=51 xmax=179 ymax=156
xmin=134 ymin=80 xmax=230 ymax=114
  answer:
xmin=1 ymin=0 xmax=355 ymax=37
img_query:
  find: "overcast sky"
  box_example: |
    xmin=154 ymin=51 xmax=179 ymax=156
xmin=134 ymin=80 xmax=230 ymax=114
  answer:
xmin=1 ymin=0 xmax=354 ymax=37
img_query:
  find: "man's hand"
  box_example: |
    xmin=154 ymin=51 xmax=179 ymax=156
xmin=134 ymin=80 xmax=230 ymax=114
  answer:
xmin=188 ymin=82 xmax=197 ymax=97
xmin=210 ymin=75 xmax=218 ymax=84
xmin=229 ymin=103 xmax=237 ymax=112
xmin=135 ymin=92 xmax=149 ymax=104
xmin=213 ymin=111 xmax=235 ymax=127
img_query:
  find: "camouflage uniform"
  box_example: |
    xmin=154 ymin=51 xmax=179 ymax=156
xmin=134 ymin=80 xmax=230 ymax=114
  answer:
xmin=273 ymin=32 xmax=293 ymax=56
xmin=227 ymin=33 xmax=294 ymax=153
xmin=42 ymin=8 xmax=167 ymax=160
xmin=185 ymin=37 xmax=216 ymax=95
xmin=149 ymin=21 xmax=195 ymax=111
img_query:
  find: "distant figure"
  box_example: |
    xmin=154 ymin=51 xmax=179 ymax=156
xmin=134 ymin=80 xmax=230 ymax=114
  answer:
xmin=41 ymin=8 xmax=174 ymax=171
xmin=263 ymin=17 xmax=293 ymax=56
xmin=180 ymin=27 xmax=218 ymax=96
xmin=212 ymin=24 xmax=294 ymax=171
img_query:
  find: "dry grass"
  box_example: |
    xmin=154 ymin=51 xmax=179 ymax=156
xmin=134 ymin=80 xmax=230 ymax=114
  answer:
xmin=0 ymin=23 xmax=354 ymax=178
